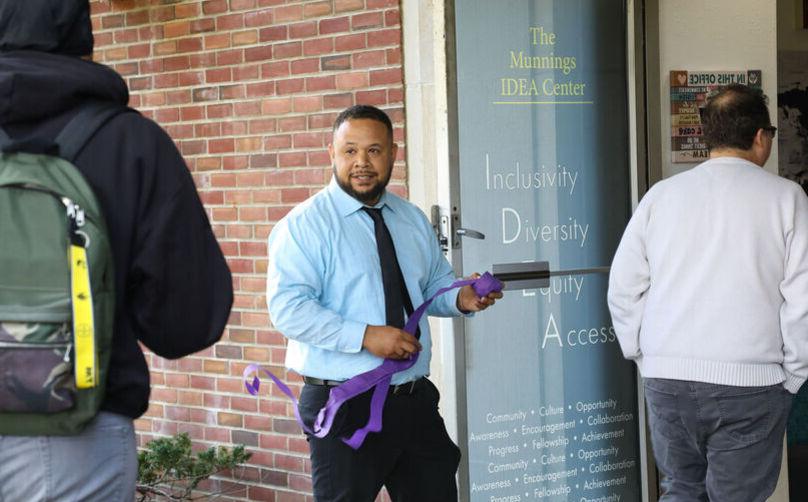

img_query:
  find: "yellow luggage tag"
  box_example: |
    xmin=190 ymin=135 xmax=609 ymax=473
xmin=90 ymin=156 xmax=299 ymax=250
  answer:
xmin=69 ymin=243 xmax=97 ymax=389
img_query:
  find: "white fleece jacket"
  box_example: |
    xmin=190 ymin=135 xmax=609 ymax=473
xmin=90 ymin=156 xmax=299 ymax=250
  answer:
xmin=608 ymin=157 xmax=808 ymax=393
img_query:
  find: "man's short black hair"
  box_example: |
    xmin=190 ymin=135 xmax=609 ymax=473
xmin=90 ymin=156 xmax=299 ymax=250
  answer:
xmin=333 ymin=105 xmax=394 ymax=140
xmin=701 ymin=84 xmax=771 ymax=151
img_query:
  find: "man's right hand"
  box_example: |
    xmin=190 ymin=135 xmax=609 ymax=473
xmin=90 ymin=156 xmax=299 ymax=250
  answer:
xmin=362 ymin=325 xmax=422 ymax=360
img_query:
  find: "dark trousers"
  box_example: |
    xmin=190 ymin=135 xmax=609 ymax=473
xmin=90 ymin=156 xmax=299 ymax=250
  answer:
xmin=643 ymin=378 xmax=793 ymax=502
xmin=298 ymin=378 xmax=461 ymax=502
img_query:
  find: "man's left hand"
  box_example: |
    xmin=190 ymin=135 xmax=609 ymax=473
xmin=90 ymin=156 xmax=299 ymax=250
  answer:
xmin=456 ymin=273 xmax=504 ymax=313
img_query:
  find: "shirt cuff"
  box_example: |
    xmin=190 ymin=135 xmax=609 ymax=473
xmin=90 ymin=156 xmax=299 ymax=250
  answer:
xmin=337 ymin=320 xmax=367 ymax=353
xmin=784 ymin=373 xmax=805 ymax=394
xmin=451 ymin=289 xmax=474 ymax=318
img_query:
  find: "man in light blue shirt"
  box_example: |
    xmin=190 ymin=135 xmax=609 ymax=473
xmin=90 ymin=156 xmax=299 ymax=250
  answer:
xmin=267 ymin=105 xmax=501 ymax=501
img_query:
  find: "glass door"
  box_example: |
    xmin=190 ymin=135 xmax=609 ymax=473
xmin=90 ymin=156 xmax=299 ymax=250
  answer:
xmin=452 ymin=1 xmax=642 ymax=500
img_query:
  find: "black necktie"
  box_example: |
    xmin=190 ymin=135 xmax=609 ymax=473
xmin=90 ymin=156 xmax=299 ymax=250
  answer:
xmin=362 ymin=207 xmax=416 ymax=333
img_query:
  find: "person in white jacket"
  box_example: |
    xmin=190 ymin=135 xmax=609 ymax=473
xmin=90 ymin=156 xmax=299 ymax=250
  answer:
xmin=608 ymin=83 xmax=808 ymax=502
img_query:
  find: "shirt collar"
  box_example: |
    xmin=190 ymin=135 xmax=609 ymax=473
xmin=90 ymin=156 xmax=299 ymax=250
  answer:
xmin=328 ymin=177 xmax=396 ymax=217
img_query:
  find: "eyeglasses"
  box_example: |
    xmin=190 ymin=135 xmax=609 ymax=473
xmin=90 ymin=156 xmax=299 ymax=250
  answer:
xmin=762 ymin=126 xmax=777 ymax=138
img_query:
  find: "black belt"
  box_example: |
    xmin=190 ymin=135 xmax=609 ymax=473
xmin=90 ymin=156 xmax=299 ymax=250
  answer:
xmin=303 ymin=376 xmax=425 ymax=395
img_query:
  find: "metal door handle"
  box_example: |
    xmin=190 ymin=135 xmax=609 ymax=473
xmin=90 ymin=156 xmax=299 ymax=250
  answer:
xmin=456 ymin=228 xmax=485 ymax=240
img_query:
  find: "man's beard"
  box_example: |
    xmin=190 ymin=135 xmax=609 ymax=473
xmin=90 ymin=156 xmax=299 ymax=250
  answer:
xmin=333 ymin=164 xmax=391 ymax=204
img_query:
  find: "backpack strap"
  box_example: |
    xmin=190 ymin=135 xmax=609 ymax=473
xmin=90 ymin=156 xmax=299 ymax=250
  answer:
xmin=54 ymin=101 xmax=133 ymax=162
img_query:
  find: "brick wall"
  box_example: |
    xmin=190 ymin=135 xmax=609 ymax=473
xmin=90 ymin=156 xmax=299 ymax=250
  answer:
xmin=90 ymin=1 xmax=405 ymax=500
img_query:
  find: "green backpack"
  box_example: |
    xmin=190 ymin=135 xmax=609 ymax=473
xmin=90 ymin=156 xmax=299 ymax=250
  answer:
xmin=0 ymin=103 xmax=125 ymax=435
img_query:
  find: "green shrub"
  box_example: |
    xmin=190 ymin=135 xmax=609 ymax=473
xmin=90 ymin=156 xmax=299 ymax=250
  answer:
xmin=137 ymin=433 xmax=252 ymax=501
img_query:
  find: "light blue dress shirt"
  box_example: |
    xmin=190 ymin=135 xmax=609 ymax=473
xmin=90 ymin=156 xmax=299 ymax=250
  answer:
xmin=267 ymin=178 xmax=462 ymax=384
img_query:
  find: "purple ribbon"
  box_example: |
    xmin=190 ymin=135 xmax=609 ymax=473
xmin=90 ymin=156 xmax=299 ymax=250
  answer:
xmin=244 ymin=271 xmax=503 ymax=449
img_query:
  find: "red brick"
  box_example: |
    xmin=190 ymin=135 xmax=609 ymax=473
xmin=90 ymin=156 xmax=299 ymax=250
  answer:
xmin=289 ymin=21 xmax=317 ymax=39
xmin=335 ymin=72 xmax=368 ymax=90
xmin=177 ymin=37 xmax=203 ymax=53
xmin=266 ymin=134 xmax=292 ymax=149
xmin=223 ymin=156 xmax=249 ymax=171
xmin=291 ymin=58 xmax=319 ymax=75
xmin=233 ymin=64 xmax=260 ymax=80
xmin=128 ymin=43 xmax=151 ymax=59
xmin=217 ymin=13 xmax=244 ymax=30
xmin=115 ymin=28 xmax=139 ymax=43
xmin=385 ymin=8 xmax=401 ymax=27
xmin=206 ymin=67 xmax=232 ymax=83
xmin=370 ymin=68 xmax=401 ymax=86
xmin=163 ymin=55 xmax=190 ymax=71
xmin=352 ymin=12 xmax=383 ymax=29
xmin=220 ymin=84 xmax=246 ymax=100
xmin=204 ymin=33 xmax=230 ymax=49
xmin=356 ymin=89 xmax=387 ymax=105
xmin=154 ymin=41 xmax=177 ymax=56
xmin=275 ymin=5 xmax=303 ymax=22
xmin=175 ymin=3 xmax=201 ymax=18
xmin=151 ymin=5 xmax=175 ymax=22
xmin=368 ymin=28 xmax=400 ymax=47
xmin=262 ymin=61 xmax=290 ymax=78
xmin=191 ymin=18 xmax=215 ymax=35
xmin=303 ymin=37 xmax=333 ymax=56
xmin=273 ymin=41 xmax=302 ymax=59
xmin=233 ymin=29 xmax=258 ymax=45
xmin=244 ymin=8 xmax=273 ymax=27
xmin=261 ymin=98 xmax=292 ymax=115
xmin=335 ymin=33 xmax=365 ymax=51
xmin=294 ymin=168 xmax=327 ymax=183
xmin=129 ymin=76 xmax=151 ymax=91
xmin=293 ymin=96 xmax=322 ymax=113
xmin=245 ymin=46 xmax=273 ymax=62
xmin=249 ymin=118 xmax=277 ymax=133
xmin=195 ymin=122 xmax=222 ymax=138
xmin=252 ymin=154 xmax=278 ymax=168
xmin=209 ymin=139 xmax=235 ymax=153
xmin=276 ymin=78 xmax=305 ymax=95
xmin=202 ymin=0 xmax=228 ymax=15
xmin=318 ymin=16 xmax=348 ymax=35
xmin=259 ymin=25 xmax=288 ymax=42
xmin=180 ymin=140 xmax=205 ymax=156
xmin=278 ymin=153 xmax=307 ymax=168
xmin=306 ymin=75 xmax=335 ymax=92
xmin=248 ymin=486 xmax=277 ymax=501
xmin=230 ymin=0 xmax=256 ymax=9
xmin=190 ymin=52 xmax=217 ymax=68
xmin=164 ymin=20 xmax=190 ymax=38
xmin=206 ymin=103 xmax=233 ymax=118
xmin=278 ymin=116 xmax=306 ymax=132
xmin=180 ymin=106 xmax=205 ymax=121
xmin=353 ymin=49 xmax=385 ymax=68
xmin=386 ymin=47 xmax=401 ymax=65
xmin=216 ymin=49 xmax=243 ymax=65
xmin=387 ymin=87 xmax=404 ymax=103
xmin=246 ymin=81 xmax=275 ymax=97
xmin=102 ymin=14 xmax=124 ymax=29
xmin=335 ymin=0 xmax=365 ymax=13
xmin=308 ymin=112 xmax=338 ymax=130
xmin=308 ymin=151 xmax=331 ymax=166
xmin=155 ymin=108 xmax=180 ymax=123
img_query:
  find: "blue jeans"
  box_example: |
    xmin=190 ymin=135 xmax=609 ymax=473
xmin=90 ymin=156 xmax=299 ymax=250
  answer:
xmin=0 ymin=412 xmax=137 ymax=502
xmin=644 ymin=378 xmax=793 ymax=502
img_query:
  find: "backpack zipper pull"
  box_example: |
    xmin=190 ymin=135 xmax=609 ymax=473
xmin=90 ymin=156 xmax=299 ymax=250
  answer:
xmin=62 ymin=198 xmax=85 ymax=228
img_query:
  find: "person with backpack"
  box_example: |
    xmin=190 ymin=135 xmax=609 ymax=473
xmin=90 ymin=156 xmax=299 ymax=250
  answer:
xmin=0 ymin=1 xmax=233 ymax=500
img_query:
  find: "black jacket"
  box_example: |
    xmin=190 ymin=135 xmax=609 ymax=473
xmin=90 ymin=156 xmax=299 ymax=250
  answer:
xmin=0 ymin=50 xmax=233 ymax=419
